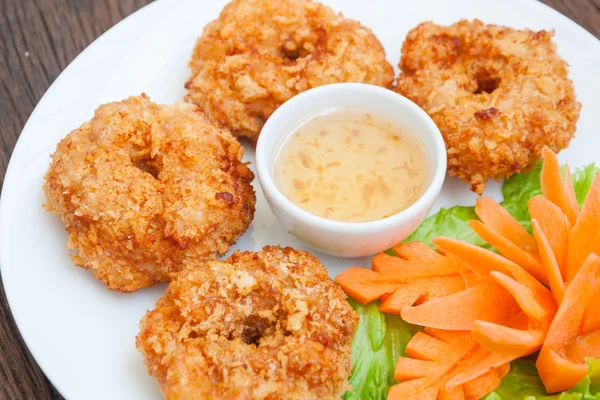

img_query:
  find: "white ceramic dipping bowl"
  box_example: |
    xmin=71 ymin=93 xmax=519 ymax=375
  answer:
xmin=256 ymin=83 xmax=446 ymax=258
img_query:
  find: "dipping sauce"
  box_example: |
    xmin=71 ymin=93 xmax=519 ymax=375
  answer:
xmin=274 ymin=110 xmax=428 ymax=222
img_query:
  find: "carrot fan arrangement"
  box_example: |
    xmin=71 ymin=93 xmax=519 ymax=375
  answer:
xmin=338 ymin=147 xmax=600 ymax=400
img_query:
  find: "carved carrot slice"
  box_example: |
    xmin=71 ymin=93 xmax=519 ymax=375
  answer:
xmin=462 ymin=369 xmax=503 ymax=400
xmin=433 ymin=237 xmax=548 ymax=285
xmin=563 ymin=164 xmax=580 ymax=223
xmin=581 ymin=282 xmax=600 ymax=335
xmin=446 ymin=255 xmax=491 ymax=287
xmin=536 ymin=253 xmax=600 ymax=392
xmin=334 ymin=267 xmax=400 ymax=304
xmin=472 ymin=320 xmax=545 ymax=355
xmin=490 ymin=271 xmax=555 ymax=326
xmin=536 ymin=349 xmax=590 ymax=393
xmin=387 ymin=377 xmax=437 ymax=400
xmin=541 ymin=146 xmax=579 ymax=225
xmin=372 ymin=252 xmax=457 ymax=278
xmin=379 ymin=288 xmax=422 ymax=314
xmin=529 ymin=196 xmax=569 ymax=277
xmin=443 ymin=347 xmax=492 ymax=400
xmin=424 ymin=328 xmax=472 ymax=345
xmin=531 ymin=219 xmax=565 ymax=305
xmin=401 ymin=284 xmax=520 ymax=331
xmin=394 ymin=358 xmax=451 ymax=381
xmin=469 ymin=220 xmax=542 ymax=276
xmin=437 ymin=385 xmax=465 ymax=400
xmin=502 ymin=263 xmax=554 ymax=305
xmin=565 ymin=330 xmax=600 ymax=363
xmin=392 ymin=241 xmax=445 ymax=262
xmin=432 ymin=237 xmax=512 ymax=278
xmin=566 ymin=174 xmax=600 ymax=281
xmin=379 ymin=275 xmax=466 ymax=314
xmin=405 ymin=332 xmax=477 ymax=364
xmin=447 ymin=352 xmax=525 ymax=389
xmin=475 ymin=196 xmax=537 ymax=253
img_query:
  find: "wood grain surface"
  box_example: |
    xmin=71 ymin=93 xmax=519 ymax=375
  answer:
xmin=0 ymin=0 xmax=598 ymax=398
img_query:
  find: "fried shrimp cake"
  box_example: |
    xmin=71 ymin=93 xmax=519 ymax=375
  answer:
xmin=396 ymin=20 xmax=581 ymax=194
xmin=185 ymin=0 xmax=394 ymax=144
xmin=43 ymin=95 xmax=256 ymax=292
xmin=137 ymin=246 xmax=358 ymax=399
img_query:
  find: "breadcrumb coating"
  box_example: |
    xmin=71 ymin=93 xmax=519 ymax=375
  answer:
xmin=396 ymin=20 xmax=581 ymax=194
xmin=137 ymin=246 xmax=358 ymax=399
xmin=43 ymin=95 xmax=256 ymax=292
xmin=185 ymin=0 xmax=394 ymax=144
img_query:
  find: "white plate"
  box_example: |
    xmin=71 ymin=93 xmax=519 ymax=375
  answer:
xmin=1 ymin=0 xmax=599 ymax=398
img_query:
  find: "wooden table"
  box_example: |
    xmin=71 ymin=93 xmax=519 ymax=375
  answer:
xmin=0 ymin=0 xmax=598 ymax=398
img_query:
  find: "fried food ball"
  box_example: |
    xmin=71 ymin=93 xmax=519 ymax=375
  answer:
xmin=185 ymin=0 xmax=394 ymax=144
xmin=137 ymin=246 xmax=358 ymax=399
xmin=43 ymin=95 xmax=256 ymax=292
xmin=396 ymin=20 xmax=581 ymax=194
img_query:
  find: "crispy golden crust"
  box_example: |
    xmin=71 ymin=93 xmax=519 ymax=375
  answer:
xmin=137 ymin=246 xmax=358 ymax=399
xmin=185 ymin=0 xmax=394 ymax=143
xmin=396 ymin=20 xmax=581 ymax=194
xmin=43 ymin=95 xmax=256 ymax=292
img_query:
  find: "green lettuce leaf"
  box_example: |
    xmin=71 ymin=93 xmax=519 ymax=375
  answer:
xmin=404 ymin=205 xmax=489 ymax=249
xmin=572 ymin=164 xmax=600 ymax=206
xmin=501 ymin=163 xmax=543 ymax=231
xmin=347 ymin=164 xmax=600 ymax=400
xmin=345 ymin=299 xmax=418 ymax=400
